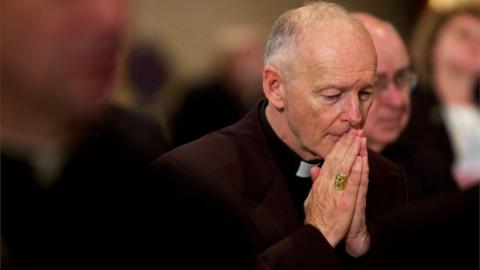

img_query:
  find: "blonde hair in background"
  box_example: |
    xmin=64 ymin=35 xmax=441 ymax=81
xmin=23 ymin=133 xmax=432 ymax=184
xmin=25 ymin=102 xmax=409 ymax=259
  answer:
xmin=428 ymin=0 xmax=479 ymax=12
xmin=410 ymin=3 xmax=480 ymax=90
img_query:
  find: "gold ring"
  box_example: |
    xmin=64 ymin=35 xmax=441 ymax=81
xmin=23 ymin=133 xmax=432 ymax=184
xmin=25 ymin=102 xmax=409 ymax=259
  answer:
xmin=334 ymin=172 xmax=348 ymax=191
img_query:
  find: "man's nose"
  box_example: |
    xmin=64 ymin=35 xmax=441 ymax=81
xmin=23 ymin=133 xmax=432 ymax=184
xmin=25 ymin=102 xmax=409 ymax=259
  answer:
xmin=346 ymin=96 xmax=362 ymax=127
xmin=382 ymin=83 xmax=406 ymax=108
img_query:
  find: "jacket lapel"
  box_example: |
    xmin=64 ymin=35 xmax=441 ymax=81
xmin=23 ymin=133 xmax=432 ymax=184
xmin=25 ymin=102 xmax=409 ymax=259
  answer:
xmin=231 ymin=103 xmax=301 ymax=248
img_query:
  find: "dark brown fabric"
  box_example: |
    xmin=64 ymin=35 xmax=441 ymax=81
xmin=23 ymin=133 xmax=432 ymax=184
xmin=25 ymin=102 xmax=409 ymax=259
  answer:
xmin=397 ymin=89 xmax=459 ymax=201
xmin=366 ymin=185 xmax=479 ymax=270
xmin=1 ymin=106 xmax=169 ymax=269
xmin=154 ymin=101 xmax=408 ymax=269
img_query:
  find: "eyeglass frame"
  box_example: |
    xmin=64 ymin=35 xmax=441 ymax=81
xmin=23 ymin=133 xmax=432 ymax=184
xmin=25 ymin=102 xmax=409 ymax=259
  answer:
xmin=373 ymin=67 xmax=418 ymax=93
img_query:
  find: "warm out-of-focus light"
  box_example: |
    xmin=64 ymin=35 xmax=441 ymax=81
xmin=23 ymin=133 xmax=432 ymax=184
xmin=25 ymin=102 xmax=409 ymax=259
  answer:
xmin=429 ymin=0 xmax=480 ymax=11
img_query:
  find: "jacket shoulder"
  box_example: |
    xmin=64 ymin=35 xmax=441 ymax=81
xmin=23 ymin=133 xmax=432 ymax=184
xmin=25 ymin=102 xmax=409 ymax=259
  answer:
xmin=156 ymin=127 xmax=239 ymax=172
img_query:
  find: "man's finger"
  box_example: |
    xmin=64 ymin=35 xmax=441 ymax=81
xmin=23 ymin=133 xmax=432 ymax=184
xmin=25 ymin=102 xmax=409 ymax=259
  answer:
xmin=324 ymin=129 xmax=356 ymax=170
xmin=310 ymin=167 xmax=320 ymax=182
xmin=341 ymin=156 xmax=362 ymax=197
xmin=359 ymin=137 xmax=367 ymax=157
xmin=357 ymin=156 xmax=369 ymax=208
xmin=334 ymin=136 xmax=362 ymax=182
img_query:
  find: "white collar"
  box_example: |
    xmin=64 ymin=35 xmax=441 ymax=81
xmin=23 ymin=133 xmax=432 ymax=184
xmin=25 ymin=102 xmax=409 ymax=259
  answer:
xmin=296 ymin=160 xmax=321 ymax=178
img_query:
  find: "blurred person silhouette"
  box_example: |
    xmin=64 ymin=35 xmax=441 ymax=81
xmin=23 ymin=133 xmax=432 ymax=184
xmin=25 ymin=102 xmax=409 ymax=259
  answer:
xmin=402 ymin=5 xmax=480 ymax=191
xmin=352 ymin=13 xmax=478 ymax=270
xmin=155 ymin=2 xmax=408 ymax=269
xmin=354 ymin=13 xmax=458 ymax=202
xmin=1 ymin=0 xmax=168 ymax=268
xmin=172 ymin=24 xmax=265 ymax=146
xmin=127 ymin=42 xmax=171 ymax=105
xmin=125 ymin=42 xmax=174 ymax=146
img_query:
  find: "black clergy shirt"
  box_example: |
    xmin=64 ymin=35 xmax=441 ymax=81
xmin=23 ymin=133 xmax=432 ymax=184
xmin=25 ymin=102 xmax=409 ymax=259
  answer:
xmin=258 ymin=100 xmax=323 ymax=221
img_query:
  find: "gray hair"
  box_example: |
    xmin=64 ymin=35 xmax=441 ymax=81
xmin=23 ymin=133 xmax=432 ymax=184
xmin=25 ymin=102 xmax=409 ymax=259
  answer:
xmin=264 ymin=1 xmax=351 ymax=68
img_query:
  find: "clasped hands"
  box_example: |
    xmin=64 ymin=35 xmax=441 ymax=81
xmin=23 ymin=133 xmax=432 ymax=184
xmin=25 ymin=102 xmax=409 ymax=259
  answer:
xmin=304 ymin=129 xmax=370 ymax=258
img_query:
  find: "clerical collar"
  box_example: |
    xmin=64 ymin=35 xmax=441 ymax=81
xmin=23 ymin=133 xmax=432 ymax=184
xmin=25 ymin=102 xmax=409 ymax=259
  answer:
xmin=258 ymin=100 xmax=323 ymax=179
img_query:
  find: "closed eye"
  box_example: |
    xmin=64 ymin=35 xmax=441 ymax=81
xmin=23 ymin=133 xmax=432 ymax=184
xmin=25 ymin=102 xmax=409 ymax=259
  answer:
xmin=317 ymin=88 xmax=343 ymax=103
xmin=322 ymin=94 xmax=342 ymax=102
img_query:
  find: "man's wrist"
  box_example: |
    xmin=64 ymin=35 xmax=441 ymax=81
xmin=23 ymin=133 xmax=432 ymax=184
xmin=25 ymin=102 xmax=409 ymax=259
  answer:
xmin=345 ymin=232 xmax=370 ymax=257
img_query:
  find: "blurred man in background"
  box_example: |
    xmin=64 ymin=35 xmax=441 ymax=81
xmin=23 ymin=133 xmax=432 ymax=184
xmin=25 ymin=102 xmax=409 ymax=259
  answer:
xmin=1 ymin=0 xmax=167 ymax=268
xmin=172 ymin=24 xmax=265 ymax=146
xmin=355 ymin=13 xmax=460 ymax=202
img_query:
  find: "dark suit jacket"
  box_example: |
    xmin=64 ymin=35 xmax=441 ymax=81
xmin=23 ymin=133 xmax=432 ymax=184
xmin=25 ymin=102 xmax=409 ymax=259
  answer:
xmin=365 ymin=185 xmax=479 ymax=270
xmin=398 ymin=89 xmax=459 ymax=201
xmin=1 ymin=105 xmax=168 ymax=269
xmin=154 ymin=102 xmax=408 ymax=269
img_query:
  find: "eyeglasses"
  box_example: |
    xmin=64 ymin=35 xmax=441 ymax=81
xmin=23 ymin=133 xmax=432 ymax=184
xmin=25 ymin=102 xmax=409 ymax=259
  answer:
xmin=374 ymin=68 xmax=418 ymax=92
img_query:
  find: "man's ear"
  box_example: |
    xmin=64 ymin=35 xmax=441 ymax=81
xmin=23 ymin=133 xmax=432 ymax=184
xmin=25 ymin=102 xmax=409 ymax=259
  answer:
xmin=263 ymin=64 xmax=287 ymax=110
